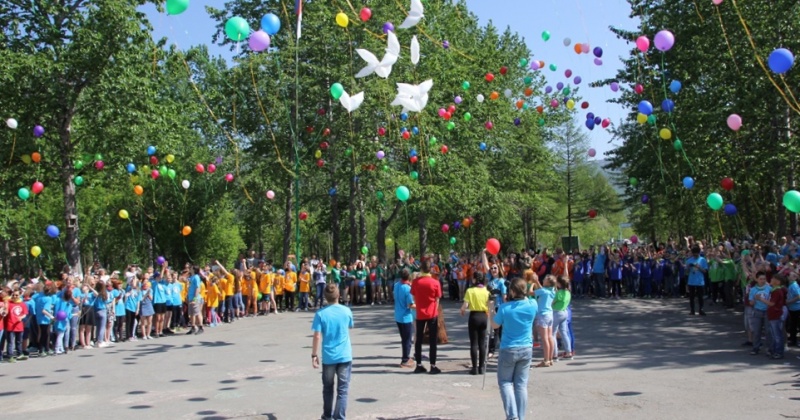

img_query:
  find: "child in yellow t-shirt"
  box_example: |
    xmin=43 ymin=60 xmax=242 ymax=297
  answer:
xmin=244 ymin=270 xmax=258 ymax=316
xmin=258 ymin=269 xmax=273 ymax=315
xmin=273 ymin=271 xmax=285 ymax=312
xmin=299 ymin=264 xmax=311 ymax=311
xmin=283 ymin=268 xmax=297 ymax=312
xmin=207 ymin=278 xmax=221 ymax=326
xmin=216 ymin=261 xmax=236 ymax=323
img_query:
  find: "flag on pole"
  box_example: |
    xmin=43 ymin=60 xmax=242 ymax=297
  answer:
xmin=295 ymin=0 xmax=303 ymax=40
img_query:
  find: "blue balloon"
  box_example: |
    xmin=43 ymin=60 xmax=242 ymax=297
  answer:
xmin=146 ymin=146 xmax=156 ymax=156
xmin=594 ymin=116 xmax=601 ymax=125
xmin=768 ymin=48 xmax=794 ymax=74
xmin=724 ymin=203 xmax=737 ymax=216
xmin=400 ymin=112 xmax=409 ymax=121
xmin=261 ymin=13 xmax=281 ymax=36
xmin=46 ymin=225 xmax=60 ymax=238
xmin=669 ymin=80 xmax=682 ymax=93
xmin=400 ymin=127 xmax=408 ymax=133
xmin=661 ymin=99 xmax=675 ymax=113
xmin=682 ymin=176 xmax=694 ymax=189
xmin=479 ymin=142 xmax=487 ymax=151
xmin=126 ymin=163 xmax=136 ymax=174
xmin=328 ymin=188 xmax=337 ymax=196
xmin=409 ymin=149 xmax=417 ymax=157
xmin=638 ymin=101 xmax=653 ymax=116
xmin=585 ymin=119 xmax=595 ymax=130
xmin=358 ymin=281 xmax=365 ymax=288
xmin=586 ymin=112 xmax=595 ymax=120
xmin=411 ymin=126 xmax=419 ymax=135
xmin=556 ymin=82 xmax=564 ymax=90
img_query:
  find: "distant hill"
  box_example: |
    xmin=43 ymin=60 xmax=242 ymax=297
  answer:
xmin=590 ymin=159 xmax=625 ymax=195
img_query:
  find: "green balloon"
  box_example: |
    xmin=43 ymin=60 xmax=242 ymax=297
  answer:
xmin=706 ymin=192 xmax=724 ymax=211
xmin=345 ymin=147 xmax=353 ymax=156
xmin=166 ymin=0 xmax=190 ymax=15
xmin=376 ymin=191 xmax=384 ymax=200
xmin=647 ymin=114 xmax=657 ymax=125
xmin=562 ymin=87 xmax=571 ymax=96
xmin=673 ymin=139 xmax=683 ymax=151
xmin=224 ymin=16 xmax=250 ymax=41
xmin=549 ymin=63 xmax=557 ymax=71
xmin=428 ymin=157 xmax=436 ymax=166
xmin=783 ymin=190 xmax=800 ymax=213
xmin=330 ymin=83 xmax=344 ymax=100
xmin=522 ymin=103 xmax=529 ymax=110
xmin=74 ymin=160 xmax=84 ymax=170
xmin=463 ymin=112 xmax=472 ymax=122
xmin=410 ymin=171 xmax=418 ymax=180
xmin=74 ymin=176 xmax=84 ymax=186
xmin=446 ymin=122 xmax=455 ymax=131
xmin=361 ymin=246 xmax=369 ymax=255
xmin=542 ymin=31 xmax=551 ymax=41
xmin=395 ymin=185 xmax=410 ymax=202
xmin=537 ymin=118 xmax=545 ymax=127
xmin=462 ymin=81 xmax=471 ymax=90
xmin=167 ymin=169 xmax=176 ymax=180
xmin=94 ymin=154 xmax=103 ymax=161
xmin=17 ymin=187 xmax=30 ymax=201
xmin=450 ymin=237 xmax=457 ymax=245
xmin=519 ymin=58 xmax=528 ymax=67
xmin=382 ymin=165 xmax=389 ymax=172
xmin=523 ymin=76 xmax=533 ymax=86
xmin=159 ymin=165 xmax=167 ymax=174
xmin=629 ymin=177 xmax=638 ymax=187
xmin=429 ymin=137 xmax=437 ymax=146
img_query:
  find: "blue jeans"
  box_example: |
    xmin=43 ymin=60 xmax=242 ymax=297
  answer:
xmin=750 ymin=309 xmax=767 ymax=352
xmin=769 ymin=319 xmax=785 ymax=356
xmin=69 ymin=311 xmax=79 ymax=348
xmin=397 ymin=322 xmax=413 ymax=363
xmin=234 ymin=293 xmax=244 ymax=313
xmin=322 ymin=362 xmax=351 ymax=420
xmin=95 ymin=309 xmax=108 ymax=343
xmin=497 ymin=347 xmax=532 ymax=420
xmin=316 ymin=283 xmax=326 ymax=308
xmin=300 ymin=292 xmax=309 ymax=310
xmin=553 ymin=310 xmax=571 ymax=354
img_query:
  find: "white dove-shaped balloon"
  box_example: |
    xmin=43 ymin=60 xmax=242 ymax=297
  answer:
xmin=390 ymin=79 xmax=433 ymax=113
xmin=410 ymin=36 xmax=420 ymax=66
xmin=339 ymin=90 xmax=365 ymax=113
xmin=399 ymin=0 xmax=424 ymax=29
xmin=355 ymin=31 xmax=400 ymax=79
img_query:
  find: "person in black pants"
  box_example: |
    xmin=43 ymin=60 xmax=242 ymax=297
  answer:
xmin=460 ymin=273 xmax=490 ymax=375
xmin=411 ymin=260 xmax=443 ymax=374
xmin=686 ymin=246 xmax=709 ymax=316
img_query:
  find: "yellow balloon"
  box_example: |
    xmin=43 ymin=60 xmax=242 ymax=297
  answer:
xmin=130 ymin=175 xmax=140 ymax=184
xmin=566 ymin=99 xmax=575 ymax=110
xmin=636 ymin=113 xmax=647 ymax=124
xmin=142 ymin=165 xmax=150 ymax=173
xmin=385 ymin=238 xmax=394 ymax=246
xmin=118 ymin=209 xmax=129 ymax=220
xmin=166 ymin=154 xmax=175 ymax=164
xmin=315 ymin=150 xmax=322 ymax=159
xmin=21 ymin=154 xmax=31 ymax=164
xmin=30 ymin=246 xmax=41 ymax=258
xmin=335 ymin=12 xmax=349 ymax=28
xmin=659 ymin=128 xmax=672 ymax=140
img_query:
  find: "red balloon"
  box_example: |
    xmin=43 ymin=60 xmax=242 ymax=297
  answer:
xmin=359 ymin=7 xmax=372 ymax=22
xmin=447 ymin=105 xmax=456 ymax=114
xmin=378 ymin=127 xmax=386 ymax=136
xmin=370 ymin=272 xmax=377 ymax=280
xmin=484 ymin=121 xmax=494 ymax=130
xmin=486 ymin=238 xmax=501 ymax=255
xmin=402 ymin=131 xmax=411 ymax=139
xmin=485 ymin=73 xmax=495 ymax=82
xmin=721 ymin=177 xmax=734 ymax=191
xmin=317 ymin=108 xmax=326 ymax=116
xmin=410 ymin=156 xmax=418 ymax=164
xmin=316 ymin=159 xmax=325 ymax=167
xmin=500 ymin=66 xmax=508 ymax=75
xmin=634 ymin=84 xmax=644 ymax=94
xmin=195 ymin=163 xmax=205 ymax=173
xmin=441 ymin=145 xmax=449 ymax=154
xmin=588 ymin=209 xmax=597 ymax=219
xmin=320 ymin=141 xmax=330 ymax=150
xmin=601 ymin=119 xmax=610 ymax=128
xmin=442 ymin=224 xmax=450 ymax=233
xmin=443 ymin=112 xmax=451 ymax=121
xmin=224 ymin=173 xmax=234 ymax=182
xmin=32 ymin=181 xmax=44 ymax=195
xmin=299 ymin=211 xmax=308 ymax=220
xmin=149 ymin=156 xmax=158 ymax=165
xmin=322 ymin=128 xmax=331 ymax=137
xmin=208 ymin=164 xmax=217 ymax=173
xmin=581 ymin=101 xmax=589 ymax=109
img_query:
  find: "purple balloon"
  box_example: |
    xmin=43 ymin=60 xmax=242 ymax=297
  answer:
xmin=530 ymin=61 xmax=540 ymax=71
xmin=215 ymin=156 xmax=223 ymax=165
xmin=248 ymin=30 xmax=271 ymax=52
xmin=610 ymin=82 xmax=620 ymax=92
xmin=573 ymin=76 xmax=582 ymax=85
xmin=376 ymin=151 xmax=385 ymax=159
xmin=33 ymin=125 xmax=45 ymax=137
xmin=454 ymin=221 xmax=461 ymax=229
xmin=56 ymin=311 xmax=67 ymax=321
xmin=156 ymin=256 xmax=165 ymax=266
xmin=545 ymin=86 xmax=552 ymax=94
xmin=586 ymin=112 xmax=595 ymax=120
xmin=442 ymin=40 xmax=449 ymax=49
xmin=641 ymin=194 xmax=649 ymax=204
xmin=382 ymin=22 xmax=394 ymax=34
xmin=654 ymin=30 xmax=675 ymax=51
xmin=514 ymin=118 xmax=521 ymax=126
xmin=594 ymin=116 xmax=601 ymax=125
xmin=556 ymin=82 xmax=564 ymax=90
xmin=593 ymin=47 xmax=603 ymax=58
xmin=454 ymin=96 xmax=462 ymax=104
xmin=564 ymin=69 xmax=573 ymax=78
xmin=594 ymin=58 xmax=603 ymax=66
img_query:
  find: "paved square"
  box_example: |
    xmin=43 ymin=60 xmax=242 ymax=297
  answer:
xmin=2 ymin=299 xmax=798 ymax=419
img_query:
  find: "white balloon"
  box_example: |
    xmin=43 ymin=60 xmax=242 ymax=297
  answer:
xmin=563 ymin=37 xmax=571 ymax=46
xmin=266 ymin=190 xmax=275 ymax=200
xmin=6 ymin=118 xmax=17 ymax=129
xmin=504 ymin=89 xmax=513 ymax=98
xmin=181 ymin=180 xmax=190 ymax=189
xmin=476 ymin=94 xmax=485 ymax=103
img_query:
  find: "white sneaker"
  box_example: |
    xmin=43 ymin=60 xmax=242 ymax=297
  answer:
xmin=97 ymin=342 xmax=109 ymax=348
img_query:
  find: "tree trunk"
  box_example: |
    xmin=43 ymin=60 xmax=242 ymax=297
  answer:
xmin=418 ymin=211 xmax=427 ymax=257
xmin=377 ymin=202 xmax=403 ymax=263
xmin=330 ymin=177 xmax=341 ymax=261
xmin=282 ymin=178 xmax=293 ymax=263
xmin=59 ymin=117 xmax=82 ymax=275
xmin=358 ymin=186 xmax=366 ymax=253
xmin=348 ymin=162 xmax=358 ymax=262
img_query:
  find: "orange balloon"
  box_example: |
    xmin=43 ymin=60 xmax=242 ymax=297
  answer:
xmin=329 ymin=259 xmax=337 ymax=267
xmin=516 ymin=100 xmax=524 ymax=109
xmin=489 ymin=91 xmax=499 ymax=100
xmin=182 ymin=225 xmax=192 ymax=236
xmin=133 ymin=185 xmax=143 ymax=196
xmin=538 ymin=61 xmax=545 ymax=68
xmin=574 ymin=44 xmax=582 ymax=54
xmin=31 ymin=152 xmax=41 ymax=163
xmin=536 ymin=105 xmax=544 ymax=114
xmin=524 ymin=88 xmax=533 ymax=97
xmin=462 ymin=218 xmax=471 ymax=228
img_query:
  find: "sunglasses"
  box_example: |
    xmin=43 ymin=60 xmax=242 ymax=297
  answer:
xmin=491 ymin=267 xmax=498 ymax=271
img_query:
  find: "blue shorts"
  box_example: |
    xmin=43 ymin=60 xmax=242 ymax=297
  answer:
xmin=535 ymin=312 xmax=554 ymax=328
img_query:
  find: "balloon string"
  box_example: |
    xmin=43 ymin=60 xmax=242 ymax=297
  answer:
xmin=7 ymin=133 xmax=16 ymax=165
xmin=248 ymin=60 xmax=294 ymax=176
xmin=183 ymin=237 xmax=194 ymax=263
xmin=715 ymin=212 xmax=724 ymax=239
xmin=127 ymin=219 xmax=137 ymax=263
xmin=730 ymin=0 xmax=800 ymax=115
xmin=714 ymin=5 xmax=741 ymax=74
xmin=691 ymin=0 xmax=704 ymax=21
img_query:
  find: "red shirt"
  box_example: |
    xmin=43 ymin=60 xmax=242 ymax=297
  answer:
xmin=767 ymin=287 xmax=787 ymax=321
xmin=5 ymin=301 xmax=28 ymax=332
xmin=410 ymin=275 xmax=441 ymax=320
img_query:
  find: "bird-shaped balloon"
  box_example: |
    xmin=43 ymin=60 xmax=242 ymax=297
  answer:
xmin=339 ymin=90 xmax=365 ymax=113
xmin=410 ymin=36 xmax=420 ymax=65
xmin=355 ymin=31 xmax=400 ymax=78
xmin=391 ymin=79 xmax=433 ymax=113
xmin=399 ymin=0 xmax=424 ymax=29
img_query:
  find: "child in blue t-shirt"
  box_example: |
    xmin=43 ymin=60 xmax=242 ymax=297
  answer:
xmin=653 ymin=258 xmax=665 ymax=298
xmin=607 ymin=256 xmax=623 ymax=299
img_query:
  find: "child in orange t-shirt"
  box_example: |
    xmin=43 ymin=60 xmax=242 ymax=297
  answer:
xmin=273 ymin=270 xmax=285 ymax=312
xmin=298 ymin=263 xmax=311 ymax=311
xmin=207 ymin=277 xmax=221 ymax=327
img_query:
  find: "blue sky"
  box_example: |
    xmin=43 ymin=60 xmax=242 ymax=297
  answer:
xmin=142 ymin=0 xmax=639 ymax=158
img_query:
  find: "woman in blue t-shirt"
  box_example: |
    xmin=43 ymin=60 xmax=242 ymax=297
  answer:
xmin=534 ymin=275 xmax=557 ymax=367
xmin=139 ymin=281 xmax=155 ymax=340
xmin=53 ymin=288 xmax=74 ymax=354
xmin=93 ymin=282 xmax=112 ymax=348
xmin=34 ymin=282 xmax=57 ymax=356
xmin=125 ymin=277 xmax=142 ymax=341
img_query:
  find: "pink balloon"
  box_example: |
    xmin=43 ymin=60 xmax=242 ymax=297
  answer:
xmin=630 ymin=235 xmax=639 ymax=244
xmin=580 ymin=43 xmax=590 ymax=53
xmin=441 ymin=224 xmax=449 ymax=233
xmin=712 ymin=0 xmax=723 ymax=4
xmin=208 ymin=163 xmax=217 ymax=173
xmin=727 ymin=114 xmax=742 ymax=131
xmin=564 ymin=69 xmax=573 ymax=78
xmin=225 ymin=173 xmax=234 ymax=182
xmin=266 ymin=190 xmax=275 ymax=199
xmin=95 ymin=161 xmax=105 ymax=170
xmin=550 ymin=99 xmax=559 ymax=108
xmin=151 ymin=169 xmax=160 ymax=179
xmin=601 ymin=118 xmax=611 ymax=128
xmin=248 ymin=30 xmax=271 ymax=52
xmin=438 ymin=108 xmax=446 ymax=117
xmin=588 ymin=148 xmax=596 ymax=158
xmin=636 ymin=36 xmax=650 ymax=53
xmin=32 ymin=181 xmax=44 ymax=194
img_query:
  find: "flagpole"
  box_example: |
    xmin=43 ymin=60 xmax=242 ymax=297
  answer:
xmin=294 ymin=2 xmax=302 ymax=264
